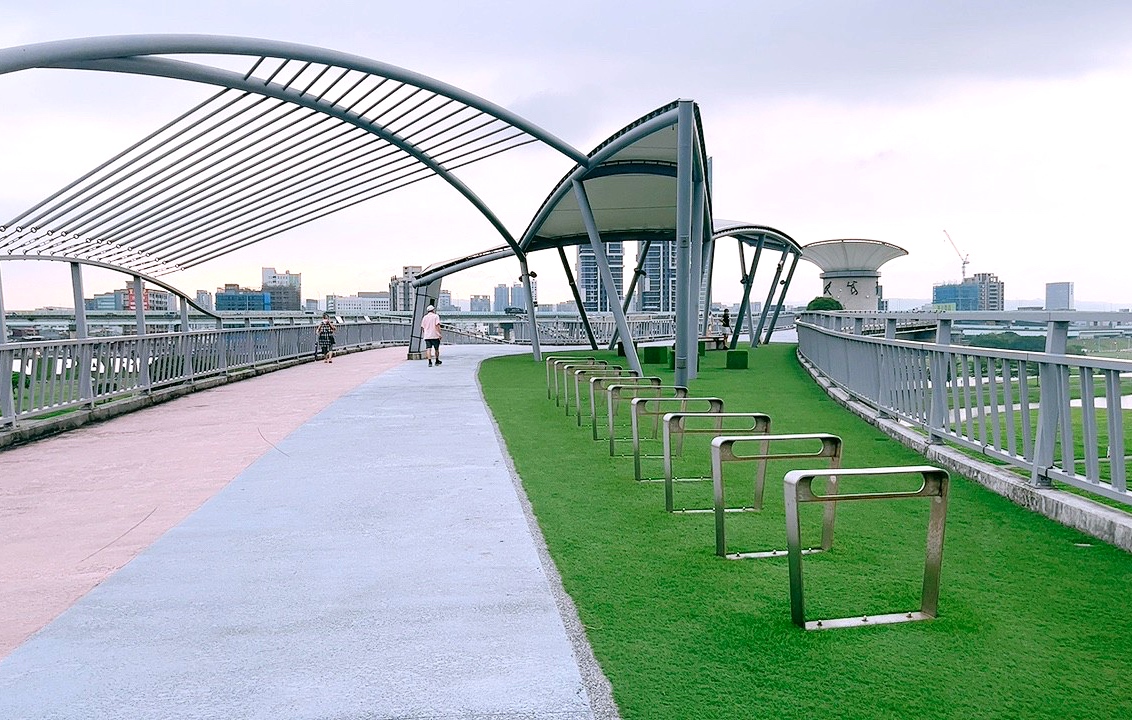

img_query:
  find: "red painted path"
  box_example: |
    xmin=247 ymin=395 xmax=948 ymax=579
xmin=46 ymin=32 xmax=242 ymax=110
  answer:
xmin=0 ymin=347 xmax=406 ymax=658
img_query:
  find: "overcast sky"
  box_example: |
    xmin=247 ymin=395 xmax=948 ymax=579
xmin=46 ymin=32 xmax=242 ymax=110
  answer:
xmin=2 ymin=1 xmax=1131 ymax=310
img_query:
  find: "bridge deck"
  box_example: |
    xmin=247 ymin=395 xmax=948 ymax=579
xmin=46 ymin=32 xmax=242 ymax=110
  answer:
xmin=0 ymin=345 xmax=607 ymax=719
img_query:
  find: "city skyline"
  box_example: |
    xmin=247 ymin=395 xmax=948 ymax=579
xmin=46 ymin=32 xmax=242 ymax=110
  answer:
xmin=8 ymin=256 xmax=1129 ymax=314
xmin=3 ymin=3 xmax=1132 ymax=311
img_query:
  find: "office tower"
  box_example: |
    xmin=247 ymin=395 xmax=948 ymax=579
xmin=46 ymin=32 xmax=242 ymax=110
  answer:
xmin=388 ymin=266 xmax=421 ymax=311
xmin=1045 ymin=282 xmax=1074 ymax=310
xmin=577 ymin=242 xmax=624 ymax=312
xmin=635 ymin=241 xmax=676 ymax=312
xmin=261 ymin=267 xmax=301 ymax=311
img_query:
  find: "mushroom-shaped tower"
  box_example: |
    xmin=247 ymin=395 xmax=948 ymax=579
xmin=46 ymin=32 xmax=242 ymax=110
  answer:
xmin=800 ymin=239 xmax=908 ymax=311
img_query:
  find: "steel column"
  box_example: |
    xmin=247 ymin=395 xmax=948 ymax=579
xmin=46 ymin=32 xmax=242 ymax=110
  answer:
xmin=700 ymin=231 xmax=715 ymax=337
xmin=70 ymin=262 xmax=93 ymax=402
xmin=557 ymin=246 xmax=597 ymax=349
xmin=180 ymin=295 xmax=193 ymax=381
xmin=408 ymin=279 xmax=440 ymax=360
xmin=762 ymin=251 xmax=799 ymax=345
xmin=700 ymin=157 xmax=715 ymax=337
xmin=133 ymin=275 xmax=151 ymax=389
xmin=0 ymin=264 xmax=7 ymax=345
xmin=688 ymin=174 xmax=705 ymax=379
xmin=519 ymin=256 xmax=542 ymax=362
xmin=733 ymin=236 xmax=763 ymax=350
xmin=753 ymin=254 xmax=787 ymax=346
xmin=673 ymin=101 xmax=694 ymax=387
xmin=572 ymin=179 xmax=641 ymax=375
xmin=0 ymin=264 xmax=12 ymax=422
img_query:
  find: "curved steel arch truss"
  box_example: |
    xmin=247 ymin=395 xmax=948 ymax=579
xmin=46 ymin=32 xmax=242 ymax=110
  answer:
xmin=0 ymin=35 xmax=588 ymax=275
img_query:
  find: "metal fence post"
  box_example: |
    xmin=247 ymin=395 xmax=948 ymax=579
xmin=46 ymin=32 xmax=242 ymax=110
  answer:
xmin=133 ymin=276 xmax=151 ymax=391
xmin=0 ymin=347 xmax=14 ymax=425
xmin=180 ymin=297 xmax=193 ymax=382
xmin=1031 ymin=321 xmax=1069 ymax=487
xmin=71 ymin=263 xmax=94 ymax=404
xmin=928 ymin=319 xmax=952 ymax=443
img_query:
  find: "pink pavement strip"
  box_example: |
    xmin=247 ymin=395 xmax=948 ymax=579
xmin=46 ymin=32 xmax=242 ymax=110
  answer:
xmin=0 ymin=347 xmax=407 ymax=659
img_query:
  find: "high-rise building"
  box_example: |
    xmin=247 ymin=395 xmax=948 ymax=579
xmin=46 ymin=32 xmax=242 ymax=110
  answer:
xmin=327 ymin=293 xmax=389 ymax=313
xmin=932 ymin=272 xmax=1004 ymax=311
xmin=509 ymin=283 xmax=527 ymax=310
xmin=969 ymin=272 xmax=1004 ymax=311
xmin=1046 ymin=282 xmax=1074 ymax=310
xmin=261 ymin=267 xmax=301 ymax=311
xmin=124 ymin=284 xmax=172 ymax=311
xmin=438 ymin=290 xmax=459 ymax=312
xmin=389 ymin=266 xmax=421 ymax=311
xmin=932 ymin=282 xmax=979 ymax=311
xmin=195 ymin=290 xmax=214 ymax=311
xmin=577 ymin=242 xmax=624 ymax=312
xmin=635 ymin=241 xmax=677 ymax=312
xmin=469 ymin=294 xmax=491 ymax=312
xmin=216 ymin=284 xmax=271 ymax=311
xmin=493 ymin=284 xmax=509 ymax=311
xmin=85 ymin=290 xmax=126 ymax=311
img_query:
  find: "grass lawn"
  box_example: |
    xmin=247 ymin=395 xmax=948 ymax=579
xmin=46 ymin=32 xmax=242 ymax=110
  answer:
xmin=480 ymin=343 xmax=1132 ymax=720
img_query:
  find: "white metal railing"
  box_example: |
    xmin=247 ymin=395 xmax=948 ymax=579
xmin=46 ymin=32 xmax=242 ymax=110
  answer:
xmin=2 ymin=320 xmax=413 ymax=429
xmin=510 ymin=313 xmax=677 ymax=344
xmin=796 ymin=312 xmax=1131 ymax=508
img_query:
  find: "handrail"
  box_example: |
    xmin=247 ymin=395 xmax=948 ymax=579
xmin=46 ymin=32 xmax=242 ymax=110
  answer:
xmin=795 ymin=312 xmax=1131 ymax=507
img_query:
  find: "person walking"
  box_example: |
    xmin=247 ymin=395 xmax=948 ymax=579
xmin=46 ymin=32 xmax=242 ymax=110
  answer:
xmin=421 ymin=304 xmax=442 ymax=366
xmin=721 ymin=307 xmax=731 ymax=345
xmin=316 ymin=313 xmax=336 ymax=363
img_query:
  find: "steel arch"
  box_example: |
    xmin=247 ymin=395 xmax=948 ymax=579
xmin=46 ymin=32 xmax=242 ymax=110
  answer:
xmin=0 ymin=35 xmax=589 ymax=270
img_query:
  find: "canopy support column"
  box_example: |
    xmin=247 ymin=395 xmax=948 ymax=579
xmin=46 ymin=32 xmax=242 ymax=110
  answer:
xmin=674 ymin=101 xmax=695 ymax=387
xmin=763 ymin=252 xmax=799 ymax=345
xmin=70 ymin=263 xmax=92 ymax=402
xmin=557 ymin=246 xmax=597 ymax=350
xmin=688 ymin=175 xmax=705 ymax=379
xmin=700 ymin=231 xmax=715 ymax=337
xmin=733 ymin=235 xmax=764 ymax=350
xmin=519 ymin=256 xmax=541 ymax=362
xmin=0 ymin=264 xmax=7 ymax=345
xmin=753 ymin=253 xmax=787 ymax=347
xmin=132 ymin=275 xmax=151 ymax=389
xmin=572 ymin=179 xmax=641 ymax=375
xmin=408 ymin=279 xmax=440 ymax=360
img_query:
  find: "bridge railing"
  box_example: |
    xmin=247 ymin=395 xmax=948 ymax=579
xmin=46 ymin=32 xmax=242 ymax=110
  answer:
xmin=796 ymin=311 xmax=1131 ymax=508
xmin=509 ymin=313 xmax=677 ymax=344
xmin=1 ymin=320 xmax=413 ymax=430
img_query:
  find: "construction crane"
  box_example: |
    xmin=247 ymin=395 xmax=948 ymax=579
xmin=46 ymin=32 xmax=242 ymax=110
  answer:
xmin=943 ymin=230 xmax=969 ymax=280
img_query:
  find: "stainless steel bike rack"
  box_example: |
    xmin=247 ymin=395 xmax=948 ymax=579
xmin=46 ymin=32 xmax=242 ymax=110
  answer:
xmin=605 ymin=384 xmax=689 ymax=454
xmin=569 ymin=367 xmax=634 ymax=417
xmin=587 ymin=375 xmax=662 ymax=432
xmin=710 ymin=434 xmax=841 ymax=559
xmin=630 ymin=397 xmax=725 ymax=482
xmin=784 ymin=465 xmax=949 ymax=631
xmin=551 ymin=358 xmax=608 ymax=406
xmin=546 ymin=355 xmax=599 ymax=401
xmin=661 ymin=413 xmax=772 ymax=505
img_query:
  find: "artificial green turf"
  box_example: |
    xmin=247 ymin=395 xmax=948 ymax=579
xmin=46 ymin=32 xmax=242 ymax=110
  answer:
xmin=481 ymin=344 xmax=1132 ymax=720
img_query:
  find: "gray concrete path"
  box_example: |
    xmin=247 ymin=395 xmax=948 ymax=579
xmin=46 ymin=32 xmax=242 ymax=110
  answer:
xmin=0 ymin=345 xmax=612 ymax=719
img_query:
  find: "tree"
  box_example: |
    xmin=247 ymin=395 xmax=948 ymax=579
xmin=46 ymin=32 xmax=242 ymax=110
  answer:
xmin=806 ymin=296 xmax=843 ymax=311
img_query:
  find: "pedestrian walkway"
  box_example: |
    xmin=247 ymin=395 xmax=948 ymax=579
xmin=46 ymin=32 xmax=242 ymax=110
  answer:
xmin=0 ymin=345 xmax=613 ymax=719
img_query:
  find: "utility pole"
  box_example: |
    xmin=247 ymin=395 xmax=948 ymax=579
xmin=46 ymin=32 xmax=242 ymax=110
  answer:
xmin=943 ymin=230 xmax=969 ymax=280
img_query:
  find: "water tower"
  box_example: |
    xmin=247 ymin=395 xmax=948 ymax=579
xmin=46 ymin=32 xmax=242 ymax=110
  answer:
xmin=800 ymin=239 xmax=908 ymax=311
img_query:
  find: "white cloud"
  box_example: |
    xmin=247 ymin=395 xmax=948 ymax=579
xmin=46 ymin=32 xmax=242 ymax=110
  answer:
xmin=2 ymin=1 xmax=1132 ymax=310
